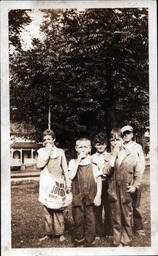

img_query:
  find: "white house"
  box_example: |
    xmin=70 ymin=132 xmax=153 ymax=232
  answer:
xmin=10 ymin=141 xmax=42 ymax=169
xmin=10 ymin=122 xmax=42 ymax=170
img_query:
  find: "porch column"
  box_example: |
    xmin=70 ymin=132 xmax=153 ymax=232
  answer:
xmin=10 ymin=148 xmax=13 ymax=159
xmin=20 ymin=149 xmax=22 ymax=164
xmin=31 ymin=149 xmax=33 ymax=160
xmin=10 ymin=149 xmax=13 ymax=165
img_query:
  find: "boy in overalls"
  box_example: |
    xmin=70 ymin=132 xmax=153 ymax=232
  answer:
xmin=106 ymin=128 xmax=142 ymax=247
xmin=37 ymin=129 xmax=71 ymax=242
xmin=121 ymin=125 xmax=145 ymax=236
xmin=91 ymin=132 xmax=112 ymax=239
xmin=68 ymin=138 xmax=102 ymax=247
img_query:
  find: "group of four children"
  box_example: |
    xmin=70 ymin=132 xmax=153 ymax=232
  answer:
xmin=37 ymin=125 xmax=145 ymax=247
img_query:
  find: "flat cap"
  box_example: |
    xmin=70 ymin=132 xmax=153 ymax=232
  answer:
xmin=121 ymin=125 xmax=133 ymax=133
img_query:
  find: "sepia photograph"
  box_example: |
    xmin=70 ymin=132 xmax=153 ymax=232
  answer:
xmin=1 ymin=0 xmax=157 ymax=255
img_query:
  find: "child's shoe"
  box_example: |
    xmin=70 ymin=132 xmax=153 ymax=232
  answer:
xmin=105 ymin=235 xmax=113 ymax=239
xmin=122 ymin=242 xmax=131 ymax=247
xmin=39 ymin=235 xmax=52 ymax=242
xmin=113 ymin=243 xmax=123 ymax=247
xmin=84 ymin=240 xmax=96 ymax=247
xmin=59 ymin=235 xmax=66 ymax=242
xmin=117 ymin=243 xmax=123 ymax=247
xmin=74 ymin=237 xmax=85 ymax=247
xmin=135 ymin=230 xmax=145 ymax=236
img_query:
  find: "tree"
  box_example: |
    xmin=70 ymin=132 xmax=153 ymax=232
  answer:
xmin=9 ymin=9 xmax=32 ymax=49
xmin=9 ymin=8 xmax=149 ymax=147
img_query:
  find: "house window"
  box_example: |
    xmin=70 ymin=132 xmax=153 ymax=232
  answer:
xmin=13 ymin=151 xmax=20 ymax=159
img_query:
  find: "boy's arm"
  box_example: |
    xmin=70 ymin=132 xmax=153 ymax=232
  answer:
xmin=61 ymin=150 xmax=71 ymax=189
xmin=133 ymin=154 xmax=142 ymax=189
xmin=96 ymin=176 xmax=102 ymax=197
xmin=127 ymin=154 xmax=142 ymax=193
xmin=68 ymin=154 xmax=85 ymax=180
xmin=94 ymin=178 xmax=102 ymax=206
xmin=102 ymin=150 xmax=118 ymax=178
xmin=36 ymin=148 xmax=51 ymax=169
xmin=93 ymin=165 xmax=102 ymax=206
xmin=68 ymin=159 xmax=80 ymax=180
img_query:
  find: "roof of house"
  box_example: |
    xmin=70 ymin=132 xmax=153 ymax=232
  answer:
xmin=11 ymin=142 xmax=42 ymax=149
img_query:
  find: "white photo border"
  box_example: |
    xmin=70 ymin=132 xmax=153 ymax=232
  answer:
xmin=1 ymin=0 xmax=157 ymax=255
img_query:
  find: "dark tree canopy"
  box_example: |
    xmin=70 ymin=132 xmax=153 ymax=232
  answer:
xmin=9 ymin=8 xmax=149 ymax=148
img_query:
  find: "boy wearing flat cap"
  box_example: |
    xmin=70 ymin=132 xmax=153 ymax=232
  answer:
xmin=121 ymin=125 xmax=145 ymax=236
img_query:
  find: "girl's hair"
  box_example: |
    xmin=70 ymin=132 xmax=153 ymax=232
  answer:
xmin=110 ymin=128 xmax=123 ymax=139
xmin=43 ymin=129 xmax=55 ymax=139
xmin=93 ymin=132 xmax=107 ymax=145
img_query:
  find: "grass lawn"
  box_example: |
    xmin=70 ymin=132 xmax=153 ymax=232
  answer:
xmin=11 ymin=168 xmax=151 ymax=248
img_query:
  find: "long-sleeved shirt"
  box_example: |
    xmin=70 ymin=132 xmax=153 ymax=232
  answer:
xmin=123 ymin=141 xmax=145 ymax=175
xmin=106 ymin=149 xmax=142 ymax=204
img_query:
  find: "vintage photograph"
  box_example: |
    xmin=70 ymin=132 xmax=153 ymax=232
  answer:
xmin=1 ymin=0 xmax=157 ymax=255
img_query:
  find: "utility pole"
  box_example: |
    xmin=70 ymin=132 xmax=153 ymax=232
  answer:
xmin=48 ymin=84 xmax=51 ymax=129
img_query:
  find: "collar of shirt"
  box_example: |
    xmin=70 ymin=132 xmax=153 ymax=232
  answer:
xmin=94 ymin=152 xmax=110 ymax=161
xmin=95 ymin=151 xmax=107 ymax=156
xmin=123 ymin=141 xmax=136 ymax=149
xmin=122 ymin=143 xmax=138 ymax=156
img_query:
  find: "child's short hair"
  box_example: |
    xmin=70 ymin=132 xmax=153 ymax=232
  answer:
xmin=76 ymin=137 xmax=91 ymax=145
xmin=93 ymin=132 xmax=107 ymax=145
xmin=43 ymin=129 xmax=55 ymax=139
xmin=110 ymin=128 xmax=122 ymax=139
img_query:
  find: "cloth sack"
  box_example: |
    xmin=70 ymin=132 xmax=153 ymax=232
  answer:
xmin=39 ymin=169 xmax=72 ymax=209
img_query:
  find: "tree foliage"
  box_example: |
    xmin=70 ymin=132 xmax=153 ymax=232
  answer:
xmin=9 ymin=8 xmax=149 ymax=147
xmin=9 ymin=9 xmax=32 ymax=49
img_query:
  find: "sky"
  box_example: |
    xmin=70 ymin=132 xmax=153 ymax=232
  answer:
xmin=20 ymin=8 xmax=86 ymax=51
xmin=20 ymin=9 xmax=45 ymax=50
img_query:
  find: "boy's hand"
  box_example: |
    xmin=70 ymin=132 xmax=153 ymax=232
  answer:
xmin=77 ymin=153 xmax=86 ymax=162
xmin=66 ymin=178 xmax=72 ymax=192
xmin=45 ymin=143 xmax=52 ymax=154
xmin=112 ymin=144 xmax=122 ymax=155
xmin=102 ymin=174 xmax=108 ymax=181
xmin=127 ymin=185 xmax=136 ymax=193
xmin=94 ymin=194 xmax=101 ymax=207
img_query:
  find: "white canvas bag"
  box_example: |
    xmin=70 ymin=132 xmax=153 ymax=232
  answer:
xmin=39 ymin=168 xmax=72 ymax=209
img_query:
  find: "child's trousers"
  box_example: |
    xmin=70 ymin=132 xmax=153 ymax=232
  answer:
xmin=95 ymin=182 xmax=112 ymax=237
xmin=110 ymin=189 xmax=133 ymax=246
xmin=132 ymin=188 xmax=144 ymax=231
xmin=43 ymin=206 xmax=64 ymax=236
xmin=72 ymin=203 xmax=95 ymax=246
